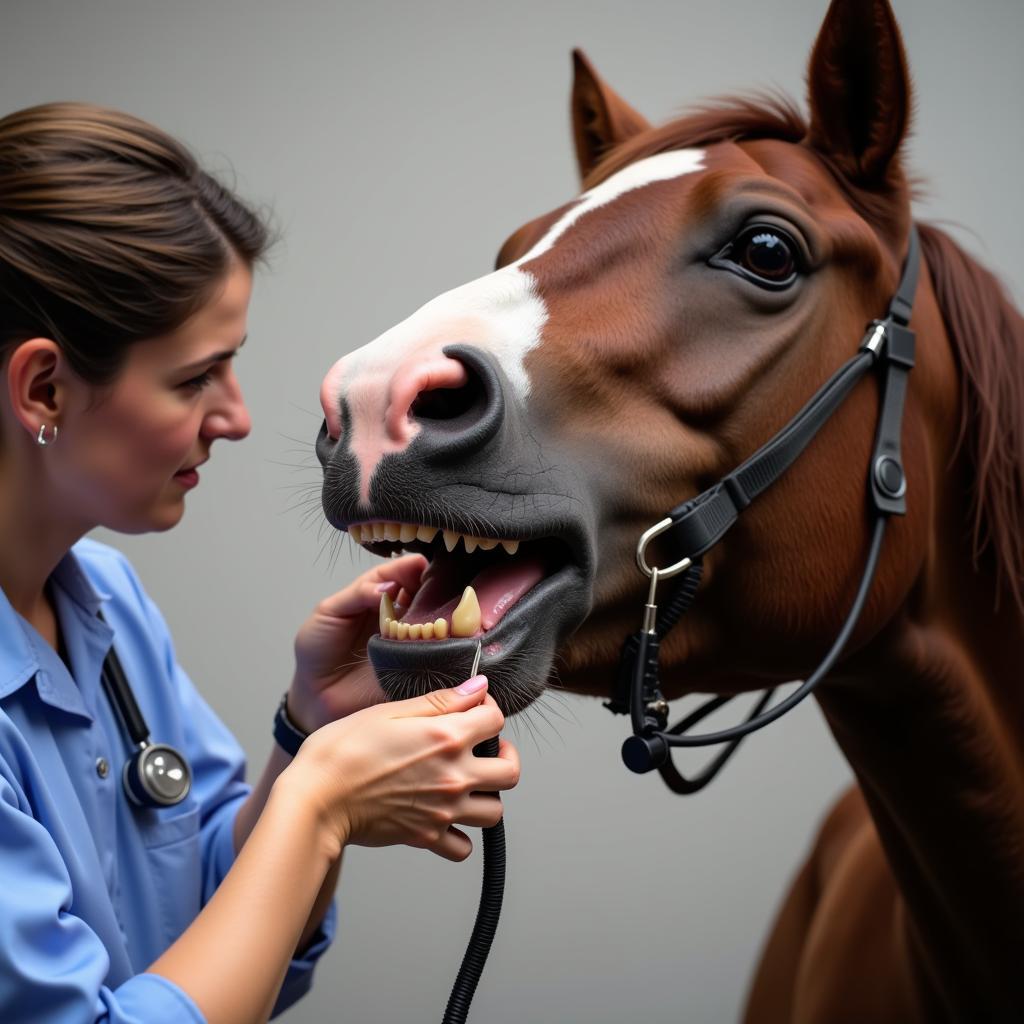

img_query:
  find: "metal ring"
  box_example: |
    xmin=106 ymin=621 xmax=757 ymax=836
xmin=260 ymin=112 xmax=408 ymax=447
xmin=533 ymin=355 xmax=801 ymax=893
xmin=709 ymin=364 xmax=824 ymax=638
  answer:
xmin=636 ymin=517 xmax=693 ymax=580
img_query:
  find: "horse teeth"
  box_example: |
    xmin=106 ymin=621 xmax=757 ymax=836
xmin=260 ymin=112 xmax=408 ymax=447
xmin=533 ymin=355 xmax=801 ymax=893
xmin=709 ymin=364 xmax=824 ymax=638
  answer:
xmin=451 ymin=586 xmax=481 ymax=637
xmin=354 ymin=521 xmax=523 ymax=559
xmin=379 ymin=592 xmax=395 ymax=634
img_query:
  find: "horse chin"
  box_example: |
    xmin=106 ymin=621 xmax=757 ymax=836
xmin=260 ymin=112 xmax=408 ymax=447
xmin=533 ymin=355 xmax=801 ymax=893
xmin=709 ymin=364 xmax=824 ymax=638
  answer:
xmin=367 ymin=562 xmax=590 ymax=716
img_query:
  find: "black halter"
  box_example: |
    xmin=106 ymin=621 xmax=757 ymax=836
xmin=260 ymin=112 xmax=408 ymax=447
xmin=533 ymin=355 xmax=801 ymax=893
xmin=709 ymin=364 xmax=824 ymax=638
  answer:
xmin=606 ymin=227 xmax=921 ymax=794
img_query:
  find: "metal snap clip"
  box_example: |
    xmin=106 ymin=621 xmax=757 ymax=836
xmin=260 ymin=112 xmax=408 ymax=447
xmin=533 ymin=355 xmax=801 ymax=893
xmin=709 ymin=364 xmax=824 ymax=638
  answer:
xmin=636 ymin=516 xmax=693 ymax=580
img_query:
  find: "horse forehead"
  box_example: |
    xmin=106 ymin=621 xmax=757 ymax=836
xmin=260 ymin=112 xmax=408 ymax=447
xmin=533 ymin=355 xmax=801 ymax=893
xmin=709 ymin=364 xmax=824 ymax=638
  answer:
xmin=341 ymin=148 xmax=709 ymax=403
xmin=518 ymin=148 xmax=707 ymax=262
xmin=737 ymin=137 xmax=851 ymax=208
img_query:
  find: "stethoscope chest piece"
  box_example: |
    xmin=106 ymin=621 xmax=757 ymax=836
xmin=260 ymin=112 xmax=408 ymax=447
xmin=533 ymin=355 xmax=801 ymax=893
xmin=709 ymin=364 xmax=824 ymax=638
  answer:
xmin=98 ymin=613 xmax=193 ymax=809
xmin=123 ymin=742 xmax=191 ymax=807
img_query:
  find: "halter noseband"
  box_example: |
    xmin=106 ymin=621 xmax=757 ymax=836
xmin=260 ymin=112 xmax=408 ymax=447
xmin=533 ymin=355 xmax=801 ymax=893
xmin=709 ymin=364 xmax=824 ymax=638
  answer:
xmin=606 ymin=226 xmax=921 ymax=794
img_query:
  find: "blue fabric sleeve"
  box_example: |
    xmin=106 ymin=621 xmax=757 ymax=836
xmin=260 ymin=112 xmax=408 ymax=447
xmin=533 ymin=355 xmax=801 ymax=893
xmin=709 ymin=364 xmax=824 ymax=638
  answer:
xmin=0 ymin=768 xmax=206 ymax=1023
xmin=116 ymin=553 xmax=338 ymax=1016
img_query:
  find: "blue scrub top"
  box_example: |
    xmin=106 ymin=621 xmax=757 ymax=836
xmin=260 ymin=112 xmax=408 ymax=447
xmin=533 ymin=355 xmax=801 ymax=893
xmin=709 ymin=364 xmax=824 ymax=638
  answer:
xmin=0 ymin=539 xmax=336 ymax=1022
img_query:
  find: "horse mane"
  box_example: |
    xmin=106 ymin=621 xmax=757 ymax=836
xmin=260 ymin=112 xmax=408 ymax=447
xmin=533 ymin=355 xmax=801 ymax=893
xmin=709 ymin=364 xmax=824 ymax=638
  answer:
xmin=918 ymin=224 xmax=1024 ymax=612
xmin=586 ymin=95 xmax=1024 ymax=612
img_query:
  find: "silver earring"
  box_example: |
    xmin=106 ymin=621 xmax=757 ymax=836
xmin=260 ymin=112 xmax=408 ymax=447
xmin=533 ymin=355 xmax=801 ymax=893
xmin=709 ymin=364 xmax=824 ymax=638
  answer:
xmin=36 ymin=424 xmax=59 ymax=446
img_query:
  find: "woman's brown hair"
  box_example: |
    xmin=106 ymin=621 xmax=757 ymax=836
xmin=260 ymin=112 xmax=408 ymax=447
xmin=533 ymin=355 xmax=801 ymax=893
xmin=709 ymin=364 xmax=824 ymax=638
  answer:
xmin=0 ymin=102 xmax=270 ymax=384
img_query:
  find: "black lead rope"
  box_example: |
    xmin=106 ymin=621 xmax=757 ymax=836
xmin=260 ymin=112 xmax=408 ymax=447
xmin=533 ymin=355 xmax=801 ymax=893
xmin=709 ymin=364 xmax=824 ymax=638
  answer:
xmin=443 ymin=643 xmax=505 ymax=1024
xmin=608 ymin=227 xmax=921 ymax=792
xmin=443 ymin=737 xmax=505 ymax=1024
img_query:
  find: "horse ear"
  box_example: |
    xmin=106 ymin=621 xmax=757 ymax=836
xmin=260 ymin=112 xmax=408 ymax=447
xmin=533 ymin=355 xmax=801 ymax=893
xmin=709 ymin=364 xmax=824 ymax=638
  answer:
xmin=571 ymin=49 xmax=651 ymax=181
xmin=806 ymin=0 xmax=912 ymax=186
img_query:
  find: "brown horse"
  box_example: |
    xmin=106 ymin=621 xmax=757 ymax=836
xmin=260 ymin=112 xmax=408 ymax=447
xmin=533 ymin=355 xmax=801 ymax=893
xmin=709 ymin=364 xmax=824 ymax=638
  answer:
xmin=315 ymin=0 xmax=1024 ymax=1019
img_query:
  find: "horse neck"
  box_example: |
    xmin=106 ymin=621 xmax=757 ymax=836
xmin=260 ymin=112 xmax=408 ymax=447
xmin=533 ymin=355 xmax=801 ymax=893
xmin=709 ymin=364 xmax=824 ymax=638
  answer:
xmin=815 ymin=436 xmax=1024 ymax=1007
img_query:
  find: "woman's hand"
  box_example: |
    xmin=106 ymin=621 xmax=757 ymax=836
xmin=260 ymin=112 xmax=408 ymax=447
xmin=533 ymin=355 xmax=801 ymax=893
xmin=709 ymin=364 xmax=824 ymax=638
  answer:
xmin=288 ymin=554 xmax=427 ymax=732
xmin=282 ymin=677 xmax=519 ymax=862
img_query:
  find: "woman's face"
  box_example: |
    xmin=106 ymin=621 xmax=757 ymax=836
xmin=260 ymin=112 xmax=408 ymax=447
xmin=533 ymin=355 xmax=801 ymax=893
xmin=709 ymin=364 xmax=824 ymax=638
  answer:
xmin=54 ymin=262 xmax=254 ymax=534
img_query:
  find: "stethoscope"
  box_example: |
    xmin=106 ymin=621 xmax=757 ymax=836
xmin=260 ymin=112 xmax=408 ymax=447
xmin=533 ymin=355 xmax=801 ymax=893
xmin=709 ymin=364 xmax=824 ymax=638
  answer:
xmin=98 ymin=615 xmax=192 ymax=808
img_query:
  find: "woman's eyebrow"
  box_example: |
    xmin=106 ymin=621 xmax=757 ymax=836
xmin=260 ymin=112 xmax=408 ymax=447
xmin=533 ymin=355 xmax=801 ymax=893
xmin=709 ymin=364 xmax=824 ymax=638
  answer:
xmin=177 ymin=334 xmax=247 ymax=373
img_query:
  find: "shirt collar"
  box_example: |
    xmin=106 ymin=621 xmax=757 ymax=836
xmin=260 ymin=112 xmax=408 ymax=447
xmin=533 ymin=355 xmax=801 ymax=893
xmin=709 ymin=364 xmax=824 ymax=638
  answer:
xmin=52 ymin=545 xmax=113 ymax=616
xmin=0 ymin=547 xmax=112 ymax=709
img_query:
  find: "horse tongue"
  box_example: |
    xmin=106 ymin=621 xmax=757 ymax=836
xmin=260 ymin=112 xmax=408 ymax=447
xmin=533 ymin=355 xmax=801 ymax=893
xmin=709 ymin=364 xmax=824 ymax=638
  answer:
xmin=403 ymin=550 xmax=547 ymax=630
xmin=405 ymin=556 xmax=460 ymax=622
xmin=470 ymin=554 xmax=547 ymax=631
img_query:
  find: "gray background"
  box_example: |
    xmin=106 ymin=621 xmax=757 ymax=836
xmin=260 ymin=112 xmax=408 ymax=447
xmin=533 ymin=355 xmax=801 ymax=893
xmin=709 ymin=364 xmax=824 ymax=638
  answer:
xmin=3 ymin=0 xmax=1021 ymax=1020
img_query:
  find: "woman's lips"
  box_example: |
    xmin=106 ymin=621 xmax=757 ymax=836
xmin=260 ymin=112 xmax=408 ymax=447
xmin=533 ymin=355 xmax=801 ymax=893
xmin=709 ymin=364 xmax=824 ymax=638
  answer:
xmin=173 ymin=468 xmax=199 ymax=489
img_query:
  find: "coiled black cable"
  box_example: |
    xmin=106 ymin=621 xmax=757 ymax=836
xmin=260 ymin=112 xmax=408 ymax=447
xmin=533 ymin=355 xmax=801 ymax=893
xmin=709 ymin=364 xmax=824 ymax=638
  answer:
xmin=442 ymin=736 xmax=505 ymax=1024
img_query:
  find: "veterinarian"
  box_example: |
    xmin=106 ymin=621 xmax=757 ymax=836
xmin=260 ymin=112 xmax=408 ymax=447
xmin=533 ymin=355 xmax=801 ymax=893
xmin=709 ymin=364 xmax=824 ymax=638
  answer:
xmin=0 ymin=101 xmax=520 ymax=1023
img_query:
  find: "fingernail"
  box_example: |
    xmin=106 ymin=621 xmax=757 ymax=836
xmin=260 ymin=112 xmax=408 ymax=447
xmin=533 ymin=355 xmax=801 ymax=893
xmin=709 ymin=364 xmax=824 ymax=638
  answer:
xmin=456 ymin=674 xmax=488 ymax=695
xmin=375 ymin=581 xmax=399 ymax=593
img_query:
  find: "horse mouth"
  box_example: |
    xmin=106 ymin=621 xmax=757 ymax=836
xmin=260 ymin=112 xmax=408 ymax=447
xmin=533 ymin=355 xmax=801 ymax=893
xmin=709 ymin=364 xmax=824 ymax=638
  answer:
xmin=348 ymin=519 xmax=588 ymax=711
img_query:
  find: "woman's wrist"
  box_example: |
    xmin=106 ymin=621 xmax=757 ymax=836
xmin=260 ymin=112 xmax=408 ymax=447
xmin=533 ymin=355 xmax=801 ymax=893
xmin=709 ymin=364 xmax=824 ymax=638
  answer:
xmin=273 ymin=691 xmax=310 ymax=757
xmin=273 ymin=754 xmax=349 ymax=863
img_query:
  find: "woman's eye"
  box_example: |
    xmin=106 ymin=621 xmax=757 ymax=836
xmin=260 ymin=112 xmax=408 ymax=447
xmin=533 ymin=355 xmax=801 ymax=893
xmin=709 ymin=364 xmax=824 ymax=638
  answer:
xmin=181 ymin=370 xmax=214 ymax=392
xmin=710 ymin=225 xmax=803 ymax=290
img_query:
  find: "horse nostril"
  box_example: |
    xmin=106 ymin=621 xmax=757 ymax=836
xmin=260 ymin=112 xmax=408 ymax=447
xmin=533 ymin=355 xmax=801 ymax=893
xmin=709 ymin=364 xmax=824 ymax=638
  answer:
xmin=411 ymin=345 xmax=505 ymax=462
xmin=410 ymin=369 xmax=485 ymax=422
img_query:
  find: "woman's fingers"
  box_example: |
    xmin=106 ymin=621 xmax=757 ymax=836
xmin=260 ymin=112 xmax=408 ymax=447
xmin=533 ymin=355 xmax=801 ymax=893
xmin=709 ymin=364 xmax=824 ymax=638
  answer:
xmin=315 ymin=554 xmax=428 ymax=620
xmin=429 ymin=797 xmax=504 ymax=861
xmin=486 ymin=737 xmax=521 ymax=789
xmin=432 ymin=826 xmax=474 ymax=862
xmin=454 ymin=700 xmax=508 ymax=747
xmin=454 ymin=793 xmax=505 ymax=829
xmin=468 ymin=752 xmax=520 ymax=792
xmin=386 ymin=677 xmax=493 ymax=719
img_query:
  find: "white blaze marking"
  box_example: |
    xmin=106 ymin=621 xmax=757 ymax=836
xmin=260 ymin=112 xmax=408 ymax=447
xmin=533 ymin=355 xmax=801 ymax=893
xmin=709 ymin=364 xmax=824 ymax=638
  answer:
xmin=326 ymin=149 xmax=706 ymax=501
xmin=516 ymin=149 xmax=707 ymax=263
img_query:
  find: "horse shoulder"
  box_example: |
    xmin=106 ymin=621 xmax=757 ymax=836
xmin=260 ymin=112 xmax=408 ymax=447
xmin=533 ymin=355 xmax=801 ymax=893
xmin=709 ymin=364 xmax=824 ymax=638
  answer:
xmin=742 ymin=783 xmax=933 ymax=1024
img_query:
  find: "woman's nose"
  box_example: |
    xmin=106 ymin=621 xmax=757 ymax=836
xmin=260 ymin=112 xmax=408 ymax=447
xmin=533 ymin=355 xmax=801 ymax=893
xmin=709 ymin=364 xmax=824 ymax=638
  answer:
xmin=202 ymin=373 xmax=251 ymax=441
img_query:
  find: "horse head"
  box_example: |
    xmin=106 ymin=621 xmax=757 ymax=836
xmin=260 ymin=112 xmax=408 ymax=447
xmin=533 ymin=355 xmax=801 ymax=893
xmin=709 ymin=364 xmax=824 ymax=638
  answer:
xmin=315 ymin=0 xmax=1015 ymax=718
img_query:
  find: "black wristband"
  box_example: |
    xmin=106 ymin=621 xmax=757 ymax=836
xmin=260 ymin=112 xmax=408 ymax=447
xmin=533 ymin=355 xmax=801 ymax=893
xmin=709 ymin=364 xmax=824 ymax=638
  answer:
xmin=273 ymin=693 xmax=308 ymax=757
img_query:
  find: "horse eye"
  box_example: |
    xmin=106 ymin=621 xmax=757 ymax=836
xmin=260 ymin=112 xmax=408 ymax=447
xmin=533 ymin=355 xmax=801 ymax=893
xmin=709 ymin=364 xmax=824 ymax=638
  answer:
xmin=710 ymin=225 xmax=802 ymax=290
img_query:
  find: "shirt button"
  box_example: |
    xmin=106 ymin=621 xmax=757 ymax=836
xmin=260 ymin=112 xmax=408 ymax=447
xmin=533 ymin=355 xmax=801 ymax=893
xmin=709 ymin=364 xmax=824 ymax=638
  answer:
xmin=95 ymin=757 xmax=110 ymax=779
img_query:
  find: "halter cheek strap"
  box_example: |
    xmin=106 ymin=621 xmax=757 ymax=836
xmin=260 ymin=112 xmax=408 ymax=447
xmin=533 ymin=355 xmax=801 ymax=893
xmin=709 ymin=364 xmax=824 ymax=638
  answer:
xmin=607 ymin=227 xmax=921 ymax=794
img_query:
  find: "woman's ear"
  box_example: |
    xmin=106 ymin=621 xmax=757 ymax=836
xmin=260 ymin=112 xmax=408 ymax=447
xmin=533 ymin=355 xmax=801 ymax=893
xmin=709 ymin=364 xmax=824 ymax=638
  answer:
xmin=571 ymin=49 xmax=651 ymax=182
xmin=5 ymin=339 xmax=66 ymax=441
xmin=806 ymin=0 xmax=912 ymax=187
